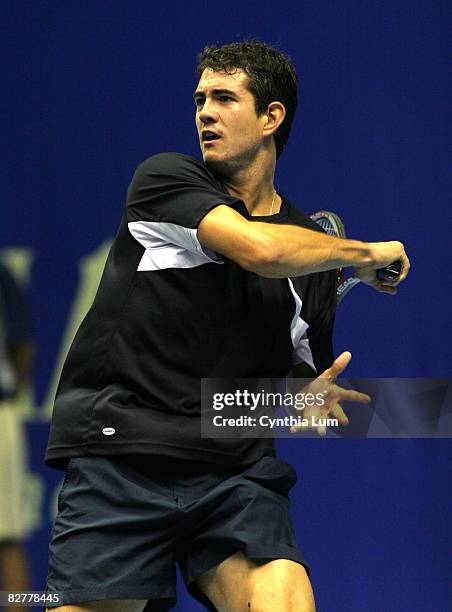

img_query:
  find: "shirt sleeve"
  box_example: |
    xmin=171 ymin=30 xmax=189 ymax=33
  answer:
xmin=126 ymin=152 xmax=246 ymax=259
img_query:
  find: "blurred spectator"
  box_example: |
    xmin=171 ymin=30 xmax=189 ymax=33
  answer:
xmin=0 ymin=262 xmax=33 ymax=612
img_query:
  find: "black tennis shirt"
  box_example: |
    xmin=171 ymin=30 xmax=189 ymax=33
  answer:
xmin=45 ymin=153 xmax=337 ymax=470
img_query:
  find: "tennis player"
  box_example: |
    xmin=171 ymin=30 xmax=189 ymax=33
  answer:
xmin=44 ymin=41 xmax=410 ymax=612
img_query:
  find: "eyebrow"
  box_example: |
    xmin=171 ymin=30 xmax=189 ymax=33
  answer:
xmin=193 ymin=88 xmax=238 ymax=99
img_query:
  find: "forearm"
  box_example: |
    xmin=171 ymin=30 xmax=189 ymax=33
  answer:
xmin=197 ymin=205 xmax=407 ymax=281
xmin=250 ymin=222 xmax=373 ymax=278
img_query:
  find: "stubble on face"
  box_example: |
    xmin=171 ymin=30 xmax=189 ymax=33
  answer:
xmin=195 ymin=69 xmax=265 ymax=180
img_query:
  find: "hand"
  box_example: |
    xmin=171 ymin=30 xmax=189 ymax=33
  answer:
xmin=289 ymin=352 xmax=371 ymax=436
xmin=354 ymin=241 xmax=410 ymax=295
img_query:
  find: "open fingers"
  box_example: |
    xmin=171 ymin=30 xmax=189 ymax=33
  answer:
xmin=290 ymin=403 xmax=347 ymax=436
xmin=316 ymin=401 xmax=350 ymax=435
xmin=329 ymin=402 xmax=349 ymax=426
xmin=317 ymin=422 xmax=327 ymax=437
xmin=321 ymin=351 xmax=352 ymax=381
xmin=333 ymin=386 xmax=371 ymax=404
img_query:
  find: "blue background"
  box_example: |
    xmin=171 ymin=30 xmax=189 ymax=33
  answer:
xmin=2 ymin=1 xmax=451 ymax=610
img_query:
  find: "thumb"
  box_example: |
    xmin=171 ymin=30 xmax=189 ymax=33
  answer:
xmin=323 ymin=351 xmax=352 ymax=380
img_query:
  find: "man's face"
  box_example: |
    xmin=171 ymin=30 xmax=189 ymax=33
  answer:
xmin=194 ymin=68 xmax=267 ymax=174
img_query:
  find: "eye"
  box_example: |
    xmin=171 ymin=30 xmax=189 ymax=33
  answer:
xmin=194 ymin=97 xmax=204 ymax=108
xmin=219 ymin=95 xmax=233 ymax=102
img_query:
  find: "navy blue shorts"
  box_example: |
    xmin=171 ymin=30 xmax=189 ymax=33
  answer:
xmin=46 ymin=454 xmax=309 ymax=611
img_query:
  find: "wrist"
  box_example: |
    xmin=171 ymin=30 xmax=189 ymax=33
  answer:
xmin=335 ymin=239 xmax=374 ymax=268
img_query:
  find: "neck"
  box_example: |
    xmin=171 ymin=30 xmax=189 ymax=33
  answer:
xmin=220 ymin=148 xmax=280 ymax=216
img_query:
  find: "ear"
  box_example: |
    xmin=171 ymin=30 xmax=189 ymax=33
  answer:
xmin=262 ymin=101 xmax=286 ymax=138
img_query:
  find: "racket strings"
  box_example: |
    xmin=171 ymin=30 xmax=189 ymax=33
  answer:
xmin=310 ymin=210 xmax=360 ymax=302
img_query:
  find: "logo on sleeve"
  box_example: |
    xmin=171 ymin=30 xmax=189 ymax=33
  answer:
xmin=102 ymin=427 xmax=116 ymax=436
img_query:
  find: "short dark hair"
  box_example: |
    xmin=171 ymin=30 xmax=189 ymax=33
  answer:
xmin=197 ymin=40 xmax=298 ymax=158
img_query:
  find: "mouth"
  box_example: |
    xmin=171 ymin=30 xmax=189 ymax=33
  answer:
xmin=201 ymin=130 xmax=221 ymax=143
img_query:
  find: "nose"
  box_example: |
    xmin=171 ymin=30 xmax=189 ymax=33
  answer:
xmin=198 ymin=99 xmax=219 ymax=125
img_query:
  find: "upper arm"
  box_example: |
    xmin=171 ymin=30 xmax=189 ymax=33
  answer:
xmin=197 ymin=205 xmax=276 ymax=273
xmin=126 ymin=154 xmax=266 ymax=265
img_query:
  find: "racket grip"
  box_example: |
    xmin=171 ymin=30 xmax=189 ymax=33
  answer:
xmin=376 ymin=259 xmax=402 ymax=282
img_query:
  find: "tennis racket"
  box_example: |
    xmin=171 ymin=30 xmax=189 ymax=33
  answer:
xmin=310 ymin=210 xmax=402 ymax=303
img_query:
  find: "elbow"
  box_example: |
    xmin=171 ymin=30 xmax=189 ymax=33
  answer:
xmin=239 ymin=235 xmax=283 ymax=277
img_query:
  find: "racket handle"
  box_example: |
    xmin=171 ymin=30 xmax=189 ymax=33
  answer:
xmin=376 ymin=259 xmax=402 ymax=282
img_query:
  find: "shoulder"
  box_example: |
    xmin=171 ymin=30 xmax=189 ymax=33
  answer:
xmin=133 ymin=152 xmax=222 ymax=188
xmin=136 ymin=151 xmax=199 ymax=171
